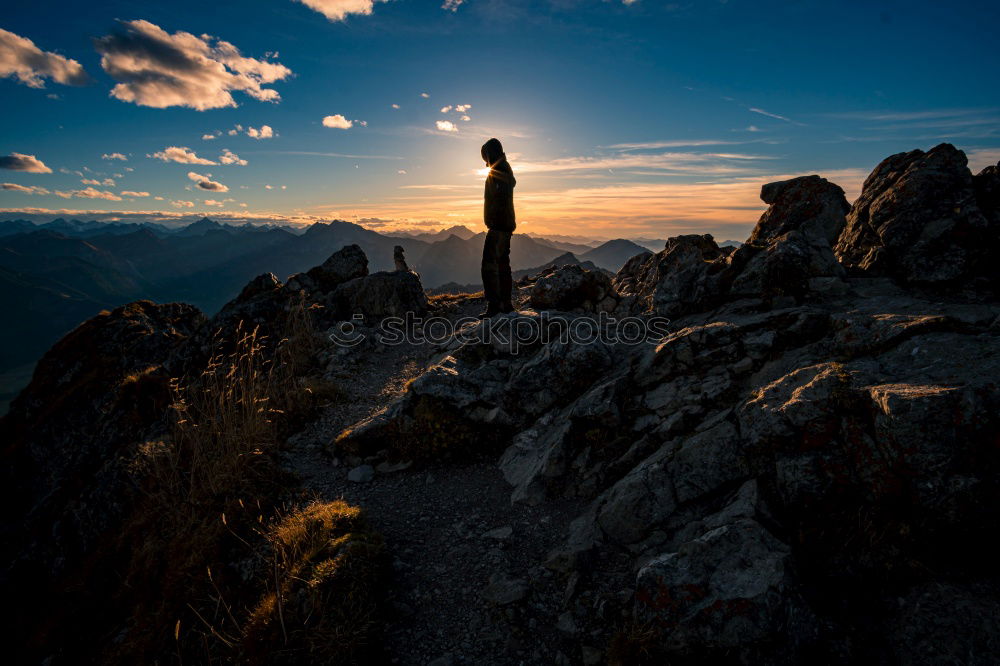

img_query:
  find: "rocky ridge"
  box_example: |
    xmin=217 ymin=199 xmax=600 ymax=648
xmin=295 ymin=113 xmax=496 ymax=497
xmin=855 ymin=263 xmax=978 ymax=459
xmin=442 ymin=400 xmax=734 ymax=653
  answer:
xmin=3 ymin=143 xmax=1000 ymax=664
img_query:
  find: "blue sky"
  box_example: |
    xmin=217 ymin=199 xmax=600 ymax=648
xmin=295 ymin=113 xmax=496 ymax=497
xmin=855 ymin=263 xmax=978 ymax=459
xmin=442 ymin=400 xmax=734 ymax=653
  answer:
xmin=2 ymin=0 xmax=999 ymax=239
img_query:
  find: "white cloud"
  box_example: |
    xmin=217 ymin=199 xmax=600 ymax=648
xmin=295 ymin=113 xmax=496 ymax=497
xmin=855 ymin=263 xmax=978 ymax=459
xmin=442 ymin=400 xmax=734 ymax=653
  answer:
xmin=461 ymin=115 xmax=471 ymax=122
xmin=323 ymin=114 xmax=354 ymax=129
xmin=296 ymin=0 xmax=388 ymax=21
xmin=172 ymin=200 xmax=195 ymax=208
xmin=2 ymin=183 xmax=50 ymax=194
xmin=150 ymin=146 xmax=216 ymax=165
xmin=81 ymin=178 xmax=115 ymax=186
xmin=0 ymin=152 xmax=52 ymax=173
xmin=746 ymin=125 xmax=761 ymax=132
xmin=0 ymin=28 xmax=89 ymax=88
xmin=454 ymin=104 xmax=471 ymax=113
xmin=398 ymin=169 xmax=407 ymax=174
xmin=202 ymin=134 xmax=216 ymax=140
xmin=440 ymin=105 xmax=453 ymax=113
xmin=187 ymin=171 xmax=229 ymax=192
xmin=436 ymin=120 xmax=458 ymax=132
xmin=391 ymin=103 xmax=400 ymax=109
xmin=121 ymin=190 xmax=150 ymax=197
xmin=55 ymin=186 xmax=122 ymax=201
xmin=442 ymin=0 xmax=465 ymax=11
xmin=420 ymin=92 xmax=430 ymax=98
xmin=219 ymin=149 xmax=248 ymax=165
xmin=247 ymin=124 xmax=274 ymax=139
xmin=748 ymin=107 xmax=794 ymax=123
xmin=95 ymin=20 xmax=291 ymax=110
xmin=102 ymin=152 xmax=127 ymax=161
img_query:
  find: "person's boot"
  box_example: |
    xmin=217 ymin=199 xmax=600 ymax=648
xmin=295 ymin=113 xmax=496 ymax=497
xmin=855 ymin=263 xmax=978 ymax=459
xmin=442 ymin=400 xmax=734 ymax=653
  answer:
xmin=479 ymin=301 xmax=502 ymax=318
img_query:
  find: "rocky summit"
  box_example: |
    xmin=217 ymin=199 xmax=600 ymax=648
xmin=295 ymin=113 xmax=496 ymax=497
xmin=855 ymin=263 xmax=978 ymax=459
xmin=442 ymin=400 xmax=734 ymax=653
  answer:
xmin=3 ymin=143 xmax=1000 ymax=665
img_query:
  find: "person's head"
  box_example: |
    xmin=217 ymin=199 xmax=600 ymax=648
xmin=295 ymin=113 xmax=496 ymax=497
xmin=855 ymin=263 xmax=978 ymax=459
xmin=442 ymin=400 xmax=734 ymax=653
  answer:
xmin=481 ymin=138 xmax=504 ymax=166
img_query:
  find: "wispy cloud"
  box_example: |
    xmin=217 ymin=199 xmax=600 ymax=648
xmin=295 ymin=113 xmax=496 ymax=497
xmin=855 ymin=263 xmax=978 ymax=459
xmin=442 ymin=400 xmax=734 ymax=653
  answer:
xmin=2 ymin=183 xmax=50 ymax=195
xmin=55 ymin=186 xmax=122 ymax=201
xmin=102 ymin=152 xmax=127 ymax=161
xmin=748 ymin=107 xmax=794 ymax=123
xmin=265 ymin=150 xmax=403 ymax=160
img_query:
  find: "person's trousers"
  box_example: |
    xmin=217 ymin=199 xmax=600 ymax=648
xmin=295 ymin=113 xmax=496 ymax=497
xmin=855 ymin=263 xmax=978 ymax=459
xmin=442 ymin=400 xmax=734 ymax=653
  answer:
xmin=482 ymin=229 xmax=513 ymax=307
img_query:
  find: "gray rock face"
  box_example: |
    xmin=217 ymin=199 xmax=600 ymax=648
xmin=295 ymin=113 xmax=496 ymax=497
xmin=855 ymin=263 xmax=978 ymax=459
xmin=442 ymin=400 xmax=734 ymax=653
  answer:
xmin=529 ymin=264 xmax=615 ymax=312
xmin=332 ymin=270 xmax=429 ymax=321
xmin=635 ymin=518 xmax=795 ymax=657
xmin=835 ymin=143 xmax=997 ymax=285
xmin=614 ymin=234 xmax=726 ymax=316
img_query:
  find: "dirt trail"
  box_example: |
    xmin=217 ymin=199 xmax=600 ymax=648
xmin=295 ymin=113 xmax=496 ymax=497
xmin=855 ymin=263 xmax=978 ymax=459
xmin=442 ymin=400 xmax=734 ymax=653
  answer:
xmin=282 ymin=299 xmax=597 ymax=665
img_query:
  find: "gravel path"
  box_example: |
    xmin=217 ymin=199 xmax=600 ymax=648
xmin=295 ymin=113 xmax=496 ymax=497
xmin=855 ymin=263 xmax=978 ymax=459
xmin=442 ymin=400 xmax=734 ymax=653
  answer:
xmin=280 ymin=296 xmax=609 ymax=665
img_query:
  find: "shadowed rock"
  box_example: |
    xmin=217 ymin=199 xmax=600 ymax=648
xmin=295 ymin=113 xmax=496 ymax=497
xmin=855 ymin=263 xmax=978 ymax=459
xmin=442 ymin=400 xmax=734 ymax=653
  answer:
xmin=835 ymin=143 xmax=997 ymax=285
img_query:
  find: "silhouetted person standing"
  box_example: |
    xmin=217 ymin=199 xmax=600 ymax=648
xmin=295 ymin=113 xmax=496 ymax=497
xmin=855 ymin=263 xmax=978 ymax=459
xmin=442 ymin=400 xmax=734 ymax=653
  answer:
xmin=481 ymin=138 xmax=516 ymax=317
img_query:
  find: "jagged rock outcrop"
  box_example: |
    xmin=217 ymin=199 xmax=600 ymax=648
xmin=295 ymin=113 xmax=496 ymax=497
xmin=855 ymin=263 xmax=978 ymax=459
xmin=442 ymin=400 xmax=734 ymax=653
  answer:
xmin=616 ymin=175 xmax=850 ymax=318
xmin=835 ymin=143 xmax=999 ymax=286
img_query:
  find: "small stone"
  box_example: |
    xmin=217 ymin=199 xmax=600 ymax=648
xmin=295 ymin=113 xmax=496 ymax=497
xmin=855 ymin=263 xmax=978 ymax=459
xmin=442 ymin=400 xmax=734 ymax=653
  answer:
xmin=556 ymin=611 xmax=578 ymax=636
xmin=484 ymin=525 xmax=513 ymax=540
xmin=426 ymin=654 xmax=454 ymax=666
xmin=347 ymin=464 xmax=375 ymax=482
xmin=581 ymin=646 xmax=603 ymax=665
xmin=482 ymin=574 xmax=529 ymax=605
xmin=376 ymin=460 xmax=412 ymax=474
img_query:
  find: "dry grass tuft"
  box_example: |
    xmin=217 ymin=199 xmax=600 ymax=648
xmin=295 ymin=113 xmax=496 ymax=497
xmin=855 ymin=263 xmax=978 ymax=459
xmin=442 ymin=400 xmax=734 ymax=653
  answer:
xmin=243 ymin=501 xmax=385 ymax=665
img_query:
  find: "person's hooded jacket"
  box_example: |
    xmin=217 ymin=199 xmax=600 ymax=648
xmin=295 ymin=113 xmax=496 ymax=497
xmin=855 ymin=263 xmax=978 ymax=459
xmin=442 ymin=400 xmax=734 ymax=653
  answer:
xmin=482 ymin=138 xmax=516 ymax=232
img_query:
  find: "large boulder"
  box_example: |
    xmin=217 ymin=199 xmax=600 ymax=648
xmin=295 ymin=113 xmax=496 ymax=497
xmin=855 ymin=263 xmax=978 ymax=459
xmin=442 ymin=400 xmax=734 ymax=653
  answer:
xmin=727 ymin=175 xmax=849 ymax=299
xmin=529 ymin=264 xmax=615 ymax=311
xmin=331 ymin=270 xmax=429 ymax=321
xmin=834 ymin=143 xmax=997 ymax=285
xmin=304 ymin=243 xmax=369 ymax=292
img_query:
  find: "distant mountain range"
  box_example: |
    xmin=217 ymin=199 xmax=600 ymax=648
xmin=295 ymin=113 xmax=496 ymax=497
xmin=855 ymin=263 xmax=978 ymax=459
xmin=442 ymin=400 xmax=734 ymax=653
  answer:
xmin=0 ymin=217 xmax=663 ymax=406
